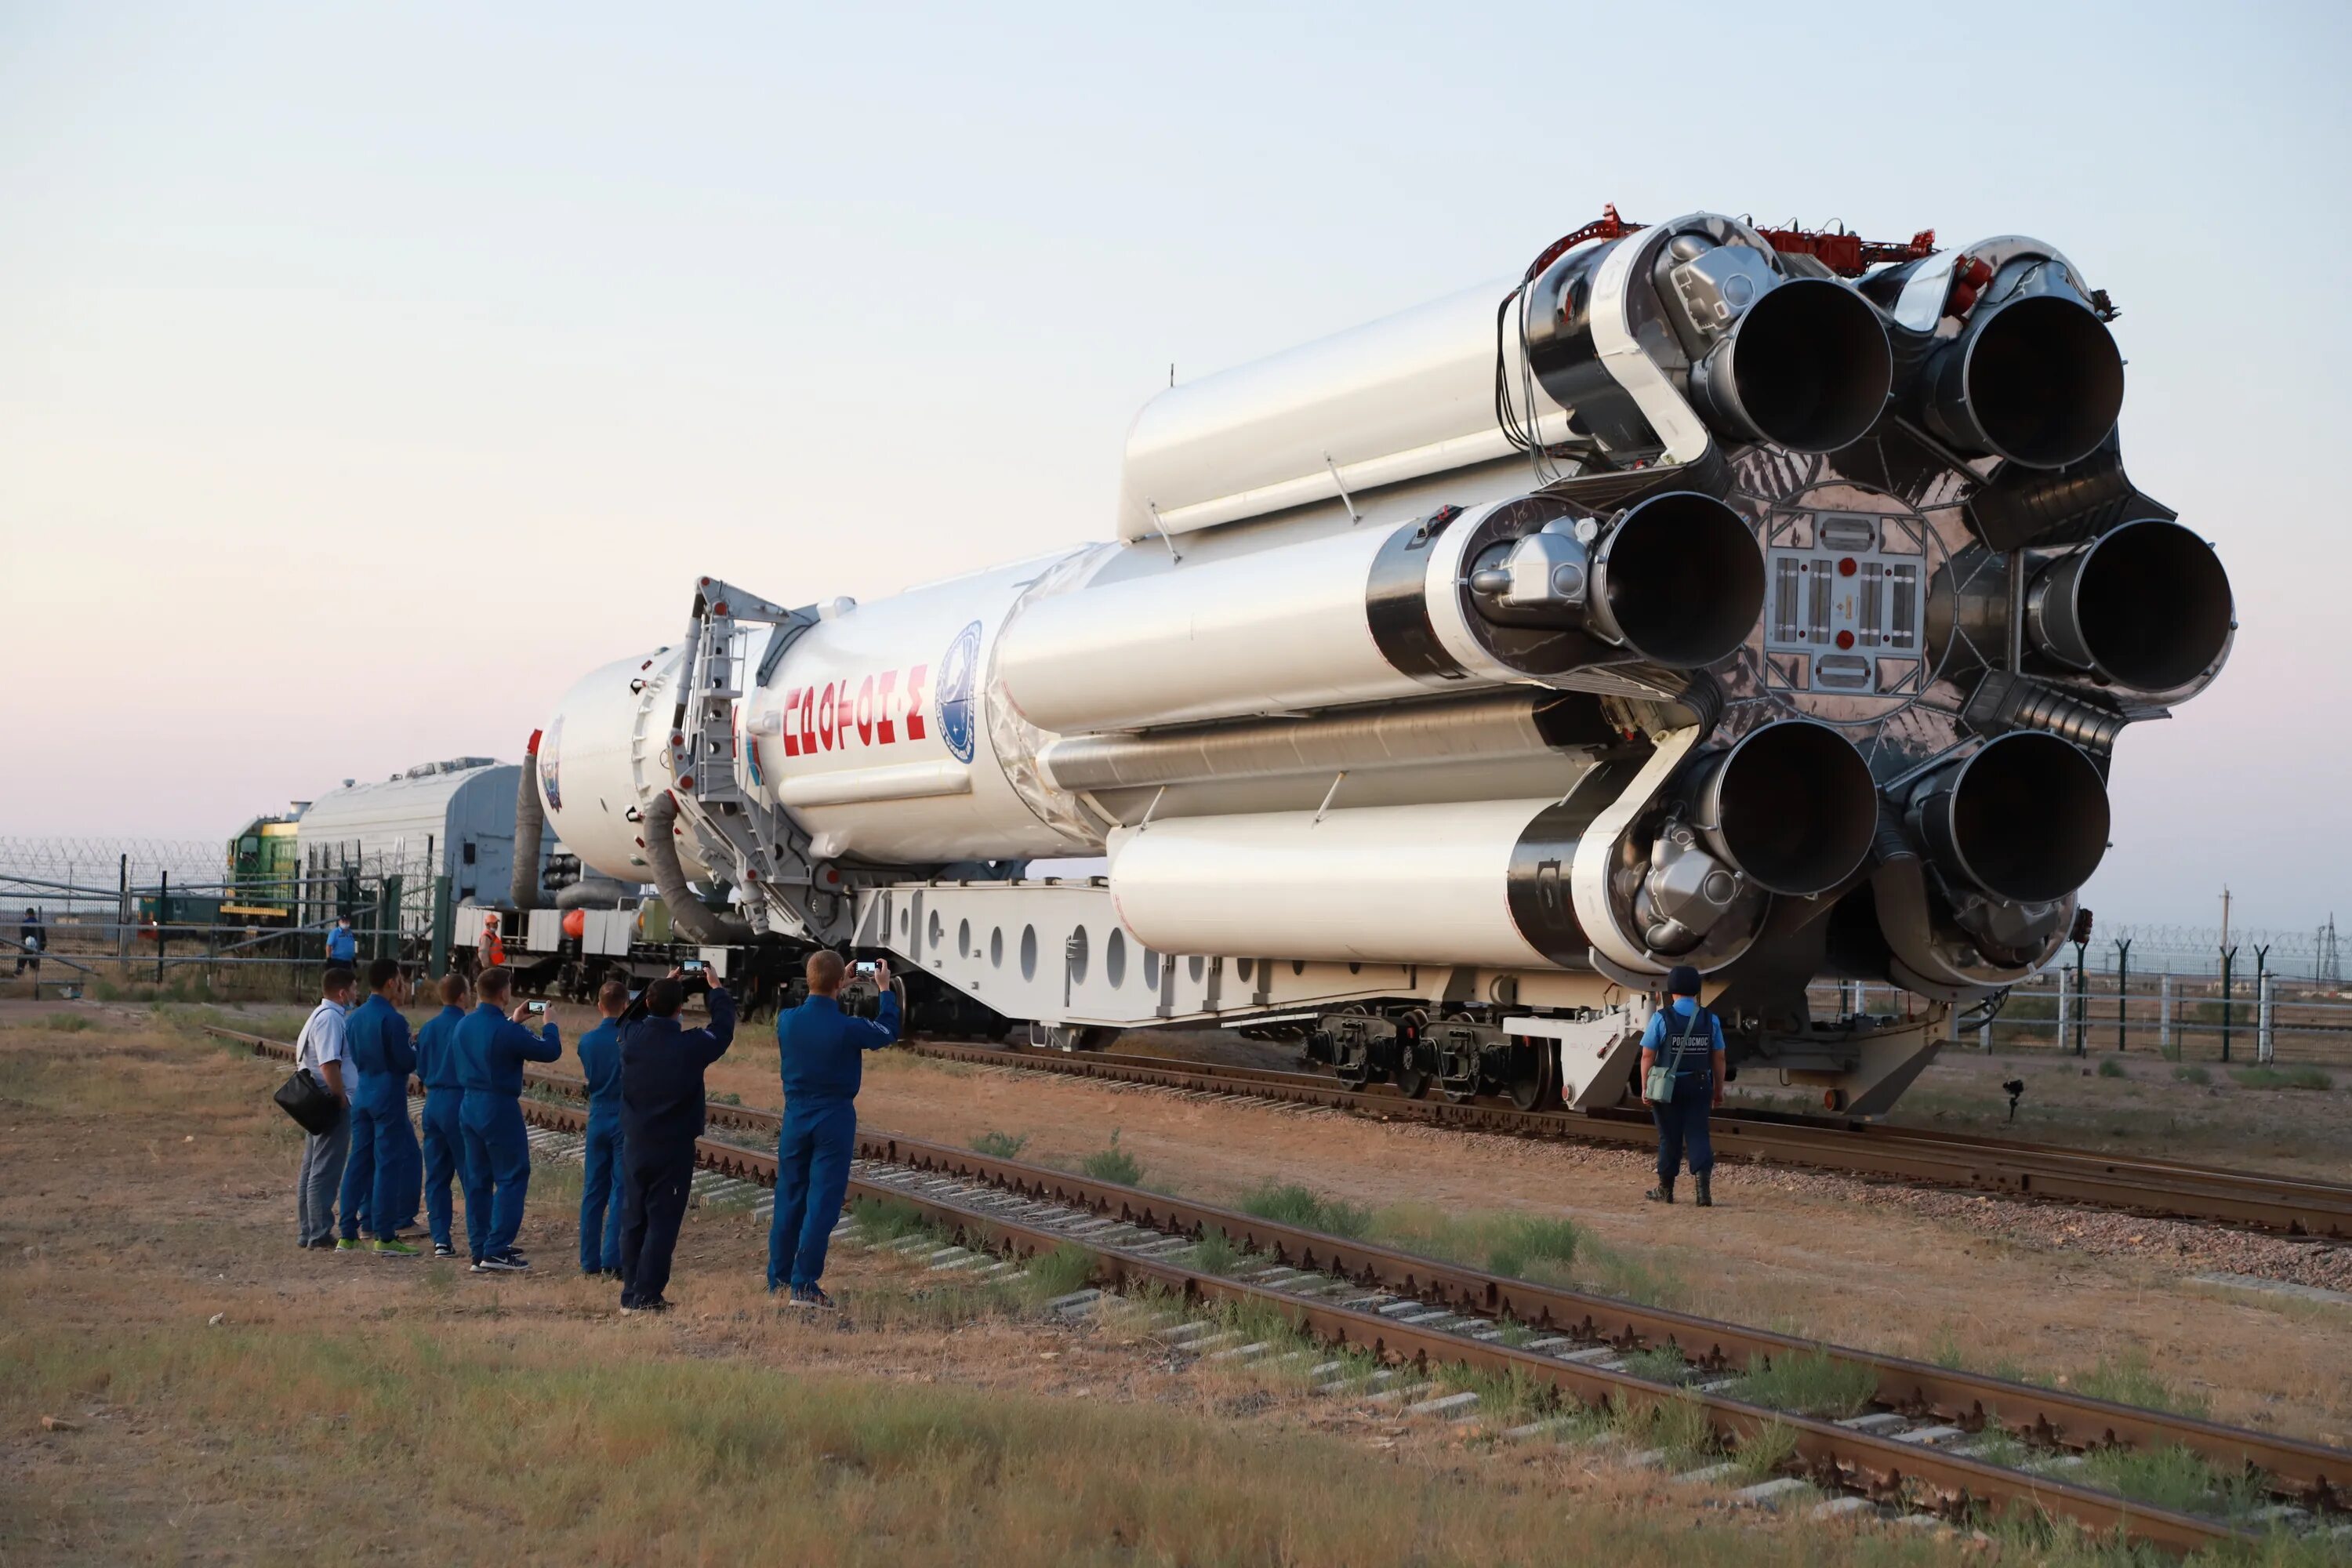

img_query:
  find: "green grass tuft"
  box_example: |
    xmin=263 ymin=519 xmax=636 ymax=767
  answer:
xmin=1011 ymin=1243 xmax=1096 ymax=1305
xmin=1078 ymin=1129 xmax=1143 ymax=1186
xmin=971 ymin=1129 xmax=1029 ymax=1160
xmin=848 ymin=1196 xmax=936 ymax=1244
xmin=2225 ymin=1064 xmax=2333 ymax=1091
xmin=2172 ymin=1064 xmax=2212 ymax=1086
xmin=2069 ymin=1348 xmax=2209 ymax=1419
xmin=1483 ymin=1214 xmax=1580 ymax=1278
xmin=1236 ymin=1181 xmax=1371 ymax=1238
xmin=40 ymin=1013 xmax=94 ymax=1033
xmin=1616 ymin=1345 xmax=1688 ymax=1385
xmin=1728 ymin=1349 xmax=1878 ymax=1418
xmin=2078 ymin=1443 xmax=2263 ymax=1519
xmin=2096 ymin=1056 xmax=2126 ymax=1079
xmin=1188 ymin=1225 xmax=1246 ymax=1276
xmin=1733 ymin=1419 xmax=1799 ymax=1483
xmin=1611 ymin=1390 xmax=1713 ymax=1464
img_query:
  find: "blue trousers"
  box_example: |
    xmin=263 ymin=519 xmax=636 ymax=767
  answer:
xmin=420 ymin=1087 xmax=464 ymax=1250
xmin=619 ymin=1141 xmax=694 ymax=1308
xmin=579 ymin=1109 xmax=626 ymax=1274
xmin=339 ymin=1094 xmax=419 ymax=1241
xmin=459 ymin=1093 xmax=532 ymax=1260
xmin=768 ymin=1098 xmax=855 ymax=1290
xmin=1651 ymin=1074 xmax=1715 ymax=1180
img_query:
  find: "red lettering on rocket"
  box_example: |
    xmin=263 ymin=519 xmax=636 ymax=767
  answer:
xmin=904 ymin=665 xmax=929 ymax=740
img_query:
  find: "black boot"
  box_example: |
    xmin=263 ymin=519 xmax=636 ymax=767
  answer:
xmin=1644 ymin=1176 xmax=1675 ymax=1204
xmin=1694 ymin=1172 xmax=1713 ymax=1208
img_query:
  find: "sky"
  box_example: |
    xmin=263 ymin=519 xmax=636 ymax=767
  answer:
xmin=2 ymin=1 xmax=2346 ymax=929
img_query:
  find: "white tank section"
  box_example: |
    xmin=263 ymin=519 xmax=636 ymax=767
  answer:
xmin=538 ymin=647 xmax=715 ymax=884
xmin=1106 ymin=799 xmax=1562 ymax=969
xmin=998 ymin=521 xmax=1427 ymax=735
xmin=1116 ymin=281 xmax=1574 ymax=543
xmin=732 ymin=556 xmax=1099 ymax=866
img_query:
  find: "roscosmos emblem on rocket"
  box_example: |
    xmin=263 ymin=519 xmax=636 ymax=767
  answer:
xmin=937 ymin=621 xmax=982 ymax=764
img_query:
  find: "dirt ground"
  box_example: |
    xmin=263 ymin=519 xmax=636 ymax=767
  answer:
xmin=159 ymin=991 xmax=2352 ymax=1446
xmin=0 ymin=1004 xmax=2080 ymax=1567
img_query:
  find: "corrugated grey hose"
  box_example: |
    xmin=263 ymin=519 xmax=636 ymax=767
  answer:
xmin=641 ymin=790 xmax=754 ymax=943
xmin=510 ymin=739 xmax=546 ymax=911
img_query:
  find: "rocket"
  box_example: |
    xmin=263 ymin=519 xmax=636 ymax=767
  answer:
xmin=533 ymin=208 xmax=2231 ymax=1115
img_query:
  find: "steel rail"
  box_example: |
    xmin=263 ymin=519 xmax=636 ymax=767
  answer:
xmin=209 ymin=1024 xmax=2348 ymax=1519
xmin=897 ymin=1040 xmax=2352 ymax=1239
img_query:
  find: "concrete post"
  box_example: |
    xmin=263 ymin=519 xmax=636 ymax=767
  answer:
xmin=2258 ymin=972 xmax=2276 ymax=1064
xmin=2159 ymin=973 xmax=2172 ymax=1057
xmin=2055 ymin=967 xmax=2070 ymax=1053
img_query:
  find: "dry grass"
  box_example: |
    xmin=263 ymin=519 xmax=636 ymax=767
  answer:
xmin=3 ymin=1011 xmax=2329 ymax=1568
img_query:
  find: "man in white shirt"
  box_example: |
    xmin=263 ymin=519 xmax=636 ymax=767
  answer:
xmin=296 ymin=967 xmax=359 ymax=1249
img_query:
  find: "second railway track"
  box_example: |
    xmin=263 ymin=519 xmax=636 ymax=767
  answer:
xmin=208 ymin=1025 xmax=2352 ymax=1556
xmin=895 ymin=1039 xmax=2352 ymax=1241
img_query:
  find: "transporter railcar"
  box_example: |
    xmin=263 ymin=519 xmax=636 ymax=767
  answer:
xmin=527 ymin=207 xmax=2234 ymax=1116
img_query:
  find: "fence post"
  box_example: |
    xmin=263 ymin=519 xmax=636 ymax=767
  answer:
xmin=156 ymin=869 xmax=168 ymax=983
xmin=2072 ymin=940 xmax=2089 ymax=1054
xmin=430 ymin=875 xmax=453 ymax=979
xmin=2159 ymin=973 xmax=2172 ymax=1057
xmin=117 ymin=854 xmax=130 ymax=964
xmin=2258 ymin=971 xmax=2276 ymax=1064
xmin=2114 ymin=938 xmax=2131 ymax=1051
xmin=2220 ymin=946 xmax=2237 ymax=1062
xmin=379 ymin=874 xmax=402 ymax=962
xmin=1978 ymin=1011 xmax=1992 ymax=1051
xmin=2056 ymin=965 xmax=2070 ymax=1053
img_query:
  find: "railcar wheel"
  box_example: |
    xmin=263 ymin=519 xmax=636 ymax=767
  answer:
xmin=1504 ymin=1039 xmax=1554 ymax=1110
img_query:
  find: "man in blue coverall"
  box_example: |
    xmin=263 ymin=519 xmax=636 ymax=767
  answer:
xmin=1639 ymin=964 xmax=1728 ymax=1208
xmin=325 ymin=916 xmax=358 ymax=970
xmin=413 ymin=971 xmax=470 ymax=1258
xmin=769 ymin=951 xmax=899 ymax=1309
xmin=454 ymin=965 xmax=561 ymax=1272
xmin=339 ymin=959 xmax=422 ymax=1255
xmin=617 ymin=969 xmax=737 ymax=1313
xmin=575 ymin=978 xmax=631 ymax=1277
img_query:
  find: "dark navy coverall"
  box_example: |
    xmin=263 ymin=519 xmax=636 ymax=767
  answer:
xmin=453 ymin=1004 xmax=561 ymax=1261
xmin=338 ymin=993 xmax=418 ymax=1243
xmin=768 ymin=989 xmax=900 ymax=1292
xmin=617 ymin=989 xmax=738 ymax=1308
xmin=575 ymin=1017 xmax=628 ymax=1274
xmin=413 ymin=1003 xmax=466 ymax=1252
xmin=1641 ymin=999 xmax=1723 ymax=1181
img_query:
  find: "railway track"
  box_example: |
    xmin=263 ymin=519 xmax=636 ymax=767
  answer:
xmin=896 ymin=1039 xmax=2352 ymax=1240
xmin=208 ymin=1025 xmax=2351 ymax=1555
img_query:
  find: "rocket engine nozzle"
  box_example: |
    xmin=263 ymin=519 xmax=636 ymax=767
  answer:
xmin=1469 ymin=492 xmax=1764 ymax=670
xmin=1923 ymin=292 xmax=2125 ymax=469
xmin=1685 ymin=277 xmax=1893 ymax=454
xmin=2029 ymin=518 xmax=2234 ymax=695
xmin=1682 ymin=720 xmax=1878 ymax=897
xmin=1911 ymin=731 xmax=2110 ymax=904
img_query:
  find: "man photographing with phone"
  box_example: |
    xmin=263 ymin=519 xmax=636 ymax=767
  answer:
xmin=615 ymin=964 xmax=736 ymax=1314
xmin=768 ymin=951 xmax=899 ymax=1309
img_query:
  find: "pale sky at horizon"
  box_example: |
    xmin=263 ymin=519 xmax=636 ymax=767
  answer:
xmin=2 ymin=1 xmax=2347 ymax=929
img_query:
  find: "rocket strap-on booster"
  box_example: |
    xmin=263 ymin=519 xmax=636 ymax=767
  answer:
xmin=535 ymin=207 xmax=2231 ymax=1109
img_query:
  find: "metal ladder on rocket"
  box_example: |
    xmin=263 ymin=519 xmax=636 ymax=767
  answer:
xmin=666 ymin=577 xmax=839 ymax=944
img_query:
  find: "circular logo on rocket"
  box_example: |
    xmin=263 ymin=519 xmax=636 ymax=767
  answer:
xmin=937 ymin=620 xmax=982 ymax=764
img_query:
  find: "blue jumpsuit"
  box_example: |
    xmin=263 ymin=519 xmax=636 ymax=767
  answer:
xmin=453 ymin=1004 xmax=561 ymax=1261
xmin=1641 ymin=998 xmax=1724 ymax=1181
xmin=617 ymin=991 xmax=738 ymax=1309
xmin=769 ymin=989 xmax=899 ymax=1292
xmin=338 ymin=993 xmax=418 ymax=1243
xmin=575 ymin=1018 xmax=628 ymax=1275
xmin=413 ymin=1004 xmax=467 ymax=1251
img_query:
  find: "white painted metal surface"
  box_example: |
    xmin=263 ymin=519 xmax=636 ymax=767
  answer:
xmin=1105 ymin=799 xmax=1560 ymax=969
xmin=538 ymin=647 xmax=713 ymax=884
xmin=1115 ymin=281 xmax=1577 ymax=543
xmin=733 ymin=555 xmax=1097 ymax=865
xmin=296 ymin=759 xmax=540 ymax=914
